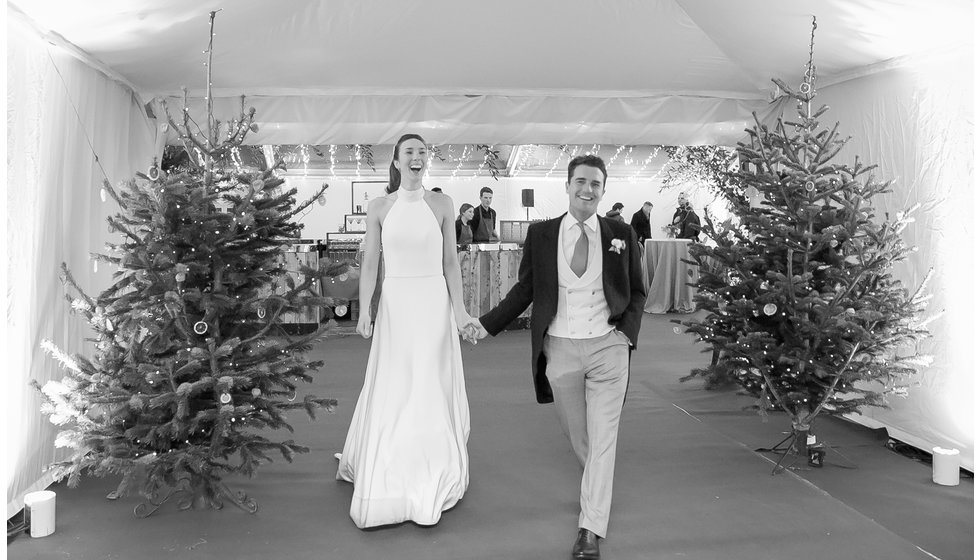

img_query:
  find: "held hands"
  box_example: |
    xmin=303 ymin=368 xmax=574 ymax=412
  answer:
xmin=456 ymin=312 xmax=477 ymax=345
xmin=455 ymin=313 xmax=488 ymax=345
xmin=463 ymin=317 xmax=489 ymax=344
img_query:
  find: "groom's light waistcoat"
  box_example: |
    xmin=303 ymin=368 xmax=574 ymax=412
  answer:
xmin=549 ymin=216 xmax=613 ymax=339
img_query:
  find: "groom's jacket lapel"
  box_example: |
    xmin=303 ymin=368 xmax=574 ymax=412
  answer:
xmin=537 ymin=214 xmax=562 ymax=313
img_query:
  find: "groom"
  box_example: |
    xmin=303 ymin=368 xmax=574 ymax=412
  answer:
xmin=469 ymin=154 xmax=645 ymax=560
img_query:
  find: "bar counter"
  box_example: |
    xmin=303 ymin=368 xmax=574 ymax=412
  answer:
xmin=320 ymin=243 xmax=531 ymax=328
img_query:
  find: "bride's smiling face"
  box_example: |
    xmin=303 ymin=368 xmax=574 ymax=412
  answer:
xmin=395 ymin=138 xmax=427 ymax=183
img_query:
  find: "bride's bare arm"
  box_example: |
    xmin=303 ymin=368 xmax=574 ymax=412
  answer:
xmin=433 ymin=193 xmax=471 ymax=327
xmin=356 ymin=197 xmax=389 ymax=337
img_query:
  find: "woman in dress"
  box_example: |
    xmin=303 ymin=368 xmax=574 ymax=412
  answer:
xmin=455 ymin=203 xmax=475 ymax=245
xmin=336 ymin=133 xmax=473 ymax=528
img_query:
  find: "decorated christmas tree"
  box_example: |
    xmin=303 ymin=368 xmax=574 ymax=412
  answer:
xmin=679 ymin=19 xmax=935 ymax=467
xmin=34 ymin=11 xmax=344 ymax=514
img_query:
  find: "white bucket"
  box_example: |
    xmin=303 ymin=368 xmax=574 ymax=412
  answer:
xmin=24 ymin=490 xmax=57 ymax=537
xmin=931 ymin=447 xmax=960 ymax=486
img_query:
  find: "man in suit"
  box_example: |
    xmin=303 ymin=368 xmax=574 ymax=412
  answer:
xmin=468 ymin=155 xmax=645 ymax=560
xmin=630 ymin=201 xmax=653 ymax=245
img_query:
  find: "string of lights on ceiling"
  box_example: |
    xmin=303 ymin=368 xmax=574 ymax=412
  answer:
xmin=266 ymin=143 xmax=689 ymax=182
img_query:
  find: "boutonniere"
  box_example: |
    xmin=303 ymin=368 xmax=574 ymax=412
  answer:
xmin=609 ymin=239 xmax=626 ymax=254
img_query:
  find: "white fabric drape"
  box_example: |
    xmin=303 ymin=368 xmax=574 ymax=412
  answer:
xmin=5 ymin=19 xmax=158 ymax=517
xmin=156 ymin=93 xmax=777 ymax=147
xmin=813 ymin=52 xmax=974 ymax=470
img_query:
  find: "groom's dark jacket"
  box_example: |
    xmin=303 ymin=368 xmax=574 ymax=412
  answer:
xmin=480 ymin=214 xmax=646 ymax=404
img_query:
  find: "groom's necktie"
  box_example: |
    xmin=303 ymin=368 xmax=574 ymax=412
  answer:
xmin=571 ymin=221 xmax=589 ymax=277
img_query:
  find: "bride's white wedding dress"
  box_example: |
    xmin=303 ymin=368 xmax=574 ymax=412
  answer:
xmin=336 ymin=187 xmax=470 ymax=528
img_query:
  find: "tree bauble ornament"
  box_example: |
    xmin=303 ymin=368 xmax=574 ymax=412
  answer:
xmin=763 ymin=303 xmax=778 ymax=316
xmin=193 ymin=321 xmax=208 ymax=335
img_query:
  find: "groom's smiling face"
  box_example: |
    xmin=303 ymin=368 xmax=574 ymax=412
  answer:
xmin=566 ymin=164 xmax=606 ymax=221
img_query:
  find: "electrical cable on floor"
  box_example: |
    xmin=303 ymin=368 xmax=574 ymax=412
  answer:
xmin=7 ymin=510 xmax=27 ymax=543
xmin=886 ymin=438 xmax=974 ymax=480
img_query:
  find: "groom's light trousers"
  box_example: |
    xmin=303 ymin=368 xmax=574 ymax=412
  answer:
xmin=543 ymin=330 xmax=630 ymax=538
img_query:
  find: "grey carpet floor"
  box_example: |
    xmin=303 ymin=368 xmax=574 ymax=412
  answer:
xmin=8 ymin=313 xmax=973 ymax=560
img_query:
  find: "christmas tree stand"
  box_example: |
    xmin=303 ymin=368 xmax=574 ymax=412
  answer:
xmin=125 ymin=477 xmax=258 ymax=518
xmin=757 ymin=428 xmax=857 ymax=475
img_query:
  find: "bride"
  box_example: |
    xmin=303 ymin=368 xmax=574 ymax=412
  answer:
xmin=335 ymin=133 xmax=474 ymax=528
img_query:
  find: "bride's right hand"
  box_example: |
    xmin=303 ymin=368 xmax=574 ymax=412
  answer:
xmin=356 ymin=313 xmax=373 ymax=339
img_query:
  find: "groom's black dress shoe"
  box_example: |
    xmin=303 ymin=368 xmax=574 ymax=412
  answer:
xmin=571 ymin=528 xmax=600 ymax=559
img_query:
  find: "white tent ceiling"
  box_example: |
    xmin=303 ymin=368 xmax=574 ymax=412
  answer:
xmin=8 ymin=0 xmax=973 ymax=145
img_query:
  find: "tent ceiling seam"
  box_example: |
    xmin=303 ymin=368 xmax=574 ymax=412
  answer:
xmin=7 ymin=2 xmax=148 ymax=106
xmin=152 ymin=88 xmax=769 ymax=102
xmin=669 ymin=0 xmax=771 ymax=93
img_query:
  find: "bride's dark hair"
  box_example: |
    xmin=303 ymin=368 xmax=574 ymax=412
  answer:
xmin=386 ymin=133 xmax=427 ymax=194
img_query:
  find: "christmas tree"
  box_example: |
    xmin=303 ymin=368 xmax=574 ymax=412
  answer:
xmin=679 ymin=19 xmax=935 ymax=466
xmin=34 ymin=11 xmax=344 ymax=514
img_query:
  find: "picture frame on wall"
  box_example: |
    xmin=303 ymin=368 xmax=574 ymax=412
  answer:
xmin=351 ymin=180 xmax=388 ymax=213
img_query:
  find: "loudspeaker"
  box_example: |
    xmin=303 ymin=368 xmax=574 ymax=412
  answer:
xmin=521 ymin=188 xmax=534 ymax=207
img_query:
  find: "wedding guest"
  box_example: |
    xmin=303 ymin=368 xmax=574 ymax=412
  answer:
xmin=455 ymin=203 xmax=475 ymax=245
xmin=470 ymin=186 xmax=499 ymax=243
xmin=630 ymin=201 xmax=653 ymax=244
xmin=468 ymin=155 xmax=645 ymax=560
xmin=604 ymin=202 xmax=626 ymax=223
xmin=669 ymin=193 xmax=701 ymax=240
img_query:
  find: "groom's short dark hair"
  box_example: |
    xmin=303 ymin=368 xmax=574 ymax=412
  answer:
xmin=567 ymin=154 xmax=608 ymax=186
